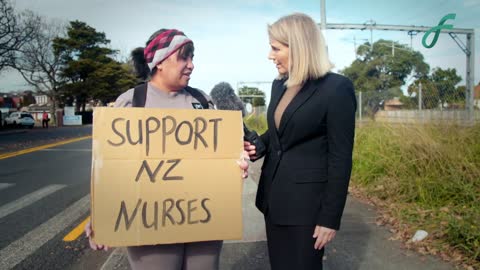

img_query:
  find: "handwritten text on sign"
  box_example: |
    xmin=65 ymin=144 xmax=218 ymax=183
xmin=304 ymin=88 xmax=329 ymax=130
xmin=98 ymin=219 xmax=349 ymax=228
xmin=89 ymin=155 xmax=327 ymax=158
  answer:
xmin=91 ymin=107 xmax=243 ymax=247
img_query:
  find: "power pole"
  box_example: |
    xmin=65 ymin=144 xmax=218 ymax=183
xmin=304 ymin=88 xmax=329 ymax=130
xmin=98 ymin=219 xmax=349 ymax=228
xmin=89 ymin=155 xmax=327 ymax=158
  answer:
xmin=418 ymin=82 xmax=422 ymax=111
xmin=408 ymin=30 xmax=418 ymax=49
xmin=354 ymin=36 xmax=357 ymax=58
xmin=320 ymin=0 xmax=326 ymax=32
xmin=392 ymin=40 xmax=395 ymax=57
xmin=363 ymin=19 xmax=376 ymax=51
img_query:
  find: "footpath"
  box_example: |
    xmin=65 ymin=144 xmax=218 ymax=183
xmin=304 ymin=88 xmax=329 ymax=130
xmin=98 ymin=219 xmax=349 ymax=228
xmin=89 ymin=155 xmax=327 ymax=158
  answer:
xmin=96 ymin=159 xmax=456 ymax=270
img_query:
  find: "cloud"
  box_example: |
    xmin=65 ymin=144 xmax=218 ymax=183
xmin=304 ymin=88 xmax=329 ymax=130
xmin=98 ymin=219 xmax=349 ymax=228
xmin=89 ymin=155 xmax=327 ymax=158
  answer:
xmin=464 ymin=0 xmax=480 ymax=8
xmin=3 ymin=0 xmax=478 ymax=100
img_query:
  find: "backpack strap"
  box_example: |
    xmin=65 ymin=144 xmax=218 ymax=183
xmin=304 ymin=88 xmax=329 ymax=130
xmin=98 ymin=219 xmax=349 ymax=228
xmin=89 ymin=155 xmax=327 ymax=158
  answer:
xmin=184 ymin=86 xmax=209 ymax=109
xmin=132 ymin=83 xmax=147 ymax=107
xmin=132 ymin=83 xmax=209 ymax=109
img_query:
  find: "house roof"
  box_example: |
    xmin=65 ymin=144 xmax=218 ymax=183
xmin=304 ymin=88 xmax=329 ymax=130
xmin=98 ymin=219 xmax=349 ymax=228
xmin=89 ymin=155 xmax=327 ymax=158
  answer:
xmin=385 ymin=98 xmax=403 ymax=106
xmin=475 ymin=83 xmax=480 ymax=99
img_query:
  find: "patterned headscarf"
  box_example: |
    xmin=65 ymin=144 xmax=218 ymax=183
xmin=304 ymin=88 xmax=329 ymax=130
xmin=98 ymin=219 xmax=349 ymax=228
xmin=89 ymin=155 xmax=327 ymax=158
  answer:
xmin=144 ymin=29 xmax=193 ymax=71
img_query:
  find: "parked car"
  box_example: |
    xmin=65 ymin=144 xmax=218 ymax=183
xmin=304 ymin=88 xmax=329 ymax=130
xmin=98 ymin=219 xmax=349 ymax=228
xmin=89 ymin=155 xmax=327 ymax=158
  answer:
xmin=4 ymin=112 xmax=35 ymax=128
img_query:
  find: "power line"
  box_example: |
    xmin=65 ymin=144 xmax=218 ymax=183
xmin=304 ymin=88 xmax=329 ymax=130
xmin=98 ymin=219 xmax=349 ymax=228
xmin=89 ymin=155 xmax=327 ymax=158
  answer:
xmin=321 ymin=21 xmax=475 ymax=121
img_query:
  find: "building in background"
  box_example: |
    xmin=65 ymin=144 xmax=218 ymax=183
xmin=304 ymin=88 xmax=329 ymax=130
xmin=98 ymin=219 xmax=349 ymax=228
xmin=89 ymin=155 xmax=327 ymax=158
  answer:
xmin=34 ymin=94 xmax=49 ymax=105
xmin=384 ymin=97 xmax=404 ymax=111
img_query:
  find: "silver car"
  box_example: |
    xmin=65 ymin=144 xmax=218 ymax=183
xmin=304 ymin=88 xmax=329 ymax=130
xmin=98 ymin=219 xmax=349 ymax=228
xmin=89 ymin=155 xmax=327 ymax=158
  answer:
xmin=4 ymin=112 xmax=35 ymax=128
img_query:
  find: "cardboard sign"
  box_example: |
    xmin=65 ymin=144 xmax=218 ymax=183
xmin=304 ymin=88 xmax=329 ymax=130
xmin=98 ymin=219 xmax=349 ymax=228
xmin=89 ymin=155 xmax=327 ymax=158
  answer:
xmin=91 ymin=107 xmax=244 ymax=247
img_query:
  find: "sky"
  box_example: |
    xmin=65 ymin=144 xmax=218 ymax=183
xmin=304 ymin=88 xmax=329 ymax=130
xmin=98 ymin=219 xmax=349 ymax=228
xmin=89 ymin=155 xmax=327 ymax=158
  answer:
xmin=1 ymin=0 xmax=479 ymax=104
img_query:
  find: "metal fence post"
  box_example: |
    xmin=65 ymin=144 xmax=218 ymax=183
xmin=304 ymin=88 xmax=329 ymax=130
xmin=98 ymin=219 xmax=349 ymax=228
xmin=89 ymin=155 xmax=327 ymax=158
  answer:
xmin=359 ymin=91 xmax=363 ymax=121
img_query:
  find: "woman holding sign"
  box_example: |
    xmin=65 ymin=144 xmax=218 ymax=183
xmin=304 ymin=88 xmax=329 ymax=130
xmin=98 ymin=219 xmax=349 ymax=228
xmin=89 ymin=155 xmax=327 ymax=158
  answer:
xmin=85 ymin=28 xmax=249 ymax=270
xmin=244 ymin=13 xmax=356 ymax=270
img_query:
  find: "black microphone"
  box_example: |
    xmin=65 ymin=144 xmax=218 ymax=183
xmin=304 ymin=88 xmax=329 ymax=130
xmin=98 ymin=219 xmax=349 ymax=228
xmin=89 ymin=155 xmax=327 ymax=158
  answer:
xmin=210 ymin=82 xmax=266 ymax=160
xmin=210 ymin=82 xmax=245 ymax=114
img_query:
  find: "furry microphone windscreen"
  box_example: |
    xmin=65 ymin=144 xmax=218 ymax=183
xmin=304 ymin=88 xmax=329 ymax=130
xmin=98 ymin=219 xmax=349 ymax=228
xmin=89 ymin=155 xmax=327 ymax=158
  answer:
xmin=210 ymin=82 xmax=246 ymax=116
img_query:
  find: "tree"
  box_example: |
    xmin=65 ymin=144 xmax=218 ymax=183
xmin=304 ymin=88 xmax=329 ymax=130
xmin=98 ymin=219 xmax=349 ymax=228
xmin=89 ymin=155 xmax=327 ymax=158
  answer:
xmin=454 ymin=85 xmax=466 ymax=107
xmin=20 ymin=90 xmax=36 ymax=107
xmin=407 ymin=68 xmax=463 ymax=109
xmin=431 ymin=68 xmax=462 ymax=108
xmin=88 ymin=62 xmax=136 ymax=105
xmin=12 ymin=13 xmax=65 ymax=124
xmin=407 ymin=78 xmax=440 ymax=109
xmin=53 ymin=21 xmax=135 ymax=110
xmin=0 ymin=0 xmax=39 ymax=72
xmin=238 ymin=86 xmax=265 ymax=107
xmin=342 ymin=39 xmax=430 ymax=93
xmin=342 ymin=39 xmax=430 ymax=116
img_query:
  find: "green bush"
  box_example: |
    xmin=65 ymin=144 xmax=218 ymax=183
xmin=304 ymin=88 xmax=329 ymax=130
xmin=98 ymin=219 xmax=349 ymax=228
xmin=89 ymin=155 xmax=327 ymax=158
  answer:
xmin=352 ymin=123 xmax=480 ymax=262
xmin=244 ymin=114 xmax=267 ymax=135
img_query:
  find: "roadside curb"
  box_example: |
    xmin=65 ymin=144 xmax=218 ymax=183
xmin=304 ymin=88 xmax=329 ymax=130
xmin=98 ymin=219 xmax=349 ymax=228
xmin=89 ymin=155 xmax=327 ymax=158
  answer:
xmin=0 ymin=130 xmax=27 ymax=136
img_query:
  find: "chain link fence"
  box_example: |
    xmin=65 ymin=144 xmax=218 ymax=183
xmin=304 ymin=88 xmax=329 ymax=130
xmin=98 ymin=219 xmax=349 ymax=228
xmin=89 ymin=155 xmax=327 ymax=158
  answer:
xmin=238 ymin=80 xmax=480 ymax=126
xmin=355 ymin=82 xmax=480 ymax=124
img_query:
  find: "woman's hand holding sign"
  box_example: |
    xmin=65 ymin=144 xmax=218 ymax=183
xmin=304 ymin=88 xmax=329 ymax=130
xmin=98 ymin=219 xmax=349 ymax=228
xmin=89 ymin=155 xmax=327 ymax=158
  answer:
xmin=238 ymin=150 xmax=250 ymax=179
xmin=85 ymin=220 xmax=109 ymax=251
xmin=86 ymin=150 xmax=249 ymax=251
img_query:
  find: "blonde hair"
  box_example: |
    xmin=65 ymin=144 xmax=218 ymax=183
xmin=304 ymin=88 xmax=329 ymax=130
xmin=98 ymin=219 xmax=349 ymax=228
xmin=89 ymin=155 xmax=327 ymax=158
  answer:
xmin=268 ymin=13 xmax=333 ymax=87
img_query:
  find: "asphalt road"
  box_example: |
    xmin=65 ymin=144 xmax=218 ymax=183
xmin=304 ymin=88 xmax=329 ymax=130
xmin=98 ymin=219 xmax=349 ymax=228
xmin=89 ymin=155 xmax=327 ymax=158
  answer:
xmin=0 ymin=138 xmax=96 ymax=270
xmin=0 ymin=125 xmax=92 ymax=154
xmin=0 ymin=126 xmax=457 ymax=270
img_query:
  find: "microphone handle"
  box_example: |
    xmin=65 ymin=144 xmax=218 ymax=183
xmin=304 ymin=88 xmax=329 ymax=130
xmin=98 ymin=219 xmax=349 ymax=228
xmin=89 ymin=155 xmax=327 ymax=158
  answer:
xmin=243 ymin=123 xmax=266 ymax=161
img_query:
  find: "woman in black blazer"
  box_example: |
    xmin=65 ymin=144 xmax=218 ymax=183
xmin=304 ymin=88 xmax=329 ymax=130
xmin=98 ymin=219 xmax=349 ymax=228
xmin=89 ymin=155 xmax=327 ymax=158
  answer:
xmin=244 ymin=13 xmax=356 ymax=270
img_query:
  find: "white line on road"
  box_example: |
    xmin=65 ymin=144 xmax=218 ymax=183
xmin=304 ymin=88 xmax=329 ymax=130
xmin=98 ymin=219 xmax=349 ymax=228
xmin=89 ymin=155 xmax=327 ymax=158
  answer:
xmin=0 ymin=183 xmax=15 ymax=191
xmin=0 ymin=195 xmax=90 ymax=270
xmin=101 ymin=248 xmax=127 ymax=270
xmin=0 ymin=184 xmax=66 ymax=220
xmin=39 ymin=149 xmax=91 ymax=152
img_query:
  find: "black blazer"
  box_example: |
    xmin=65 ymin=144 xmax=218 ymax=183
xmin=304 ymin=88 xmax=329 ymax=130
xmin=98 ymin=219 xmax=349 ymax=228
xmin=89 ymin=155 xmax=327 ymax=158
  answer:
xmin=255 ymin=73 xmax=356 ymax=230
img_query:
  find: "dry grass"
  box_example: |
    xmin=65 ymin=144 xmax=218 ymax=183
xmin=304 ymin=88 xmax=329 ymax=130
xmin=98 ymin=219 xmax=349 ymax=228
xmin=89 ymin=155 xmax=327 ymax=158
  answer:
xmin=352 ymin=122 xmax=480 ymax=268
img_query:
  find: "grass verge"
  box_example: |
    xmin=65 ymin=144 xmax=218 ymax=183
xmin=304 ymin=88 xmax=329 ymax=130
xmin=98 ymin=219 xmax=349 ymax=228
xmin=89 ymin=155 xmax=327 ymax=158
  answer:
xmin=352 ymin=122 xmax=480 ymax=269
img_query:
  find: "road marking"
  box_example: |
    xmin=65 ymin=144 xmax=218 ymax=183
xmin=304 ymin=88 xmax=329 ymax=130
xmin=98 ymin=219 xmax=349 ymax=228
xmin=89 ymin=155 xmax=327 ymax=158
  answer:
xmin=101 ymin=248 xmax=126 ymax=270
xmin=0 ymin=136 xmax=91 ymax=160
xmin=0 ymin=195 xmax=90 ymax=270
xmin=63 ymin=216 xmax=90 ymax=242
xmin=0 ymin=184 xmax=66 ymax=219
xmin=0 ymin=183 xmax=15 ymax=191
xmin=40 ymin=149 xmax=91 ymax=152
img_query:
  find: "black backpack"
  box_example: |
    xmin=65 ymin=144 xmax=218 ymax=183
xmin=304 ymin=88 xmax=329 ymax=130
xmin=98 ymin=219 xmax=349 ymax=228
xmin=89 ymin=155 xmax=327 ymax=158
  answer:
xmin=132 ymin=83 xmax=209 ymax=109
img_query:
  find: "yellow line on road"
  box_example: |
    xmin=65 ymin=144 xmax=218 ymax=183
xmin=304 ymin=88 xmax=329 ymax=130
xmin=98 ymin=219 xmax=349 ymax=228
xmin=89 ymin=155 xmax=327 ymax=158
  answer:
xmin=0 ymin=136 xmax=92 ymax=160
xmin=63 ymin=216 xmax=90 ymax=242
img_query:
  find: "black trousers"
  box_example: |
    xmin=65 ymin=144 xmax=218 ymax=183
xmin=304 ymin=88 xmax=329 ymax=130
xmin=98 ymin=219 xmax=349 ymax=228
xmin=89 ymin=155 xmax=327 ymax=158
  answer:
xmin=265 ymin=215 xmax=324 ymax=270
xmin=42 ymin=119 xmax=49 ymax=128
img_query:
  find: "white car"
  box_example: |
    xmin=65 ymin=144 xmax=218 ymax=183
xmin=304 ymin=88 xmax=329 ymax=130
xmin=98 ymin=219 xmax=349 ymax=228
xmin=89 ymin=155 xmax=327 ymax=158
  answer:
xmin=4 ymin=112 xmax=35 ymax=128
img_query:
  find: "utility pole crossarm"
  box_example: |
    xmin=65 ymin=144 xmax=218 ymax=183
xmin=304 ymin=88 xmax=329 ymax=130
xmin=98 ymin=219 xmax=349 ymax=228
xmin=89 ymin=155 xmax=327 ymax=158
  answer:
xmin=449 ymin=33 xmax=471 ymax=55
xmin=323 ymin=23 xmax=474 ymax=35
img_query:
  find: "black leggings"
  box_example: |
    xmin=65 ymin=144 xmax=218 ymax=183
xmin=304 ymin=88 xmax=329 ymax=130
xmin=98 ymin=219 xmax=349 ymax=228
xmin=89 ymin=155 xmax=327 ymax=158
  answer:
xmin=126 ymin=241 xmax=222 ymax=270
xmin=265 ymin=216 xmax=324 ymax=270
